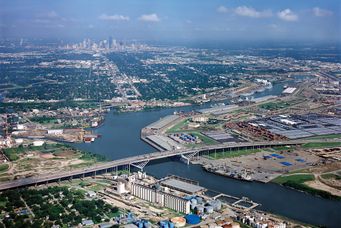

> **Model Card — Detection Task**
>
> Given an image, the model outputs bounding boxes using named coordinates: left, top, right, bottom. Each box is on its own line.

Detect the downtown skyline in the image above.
left=0, top=0, right=340, bottom=43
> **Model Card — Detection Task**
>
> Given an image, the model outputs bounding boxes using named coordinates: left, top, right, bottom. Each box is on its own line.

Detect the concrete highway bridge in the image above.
left=0, top=140, right=310, bottom=191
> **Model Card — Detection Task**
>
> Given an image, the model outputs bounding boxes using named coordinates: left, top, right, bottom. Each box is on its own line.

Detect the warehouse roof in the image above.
left=161, top=178, right=205, bottom=194
left=146, top=115, right=179, bottom=130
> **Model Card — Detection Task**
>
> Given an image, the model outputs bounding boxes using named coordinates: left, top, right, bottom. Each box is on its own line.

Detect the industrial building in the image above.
left=160, top=177, right=206, bottom=195
left=235, top=114, right=341, bottom=140
left=145, top=115, right=180, bottom=131
left=198, top=105, right=239, bottom=115
left=131, top=183, right=191, bottom=214
left=145, top=135, right=182, bottom=151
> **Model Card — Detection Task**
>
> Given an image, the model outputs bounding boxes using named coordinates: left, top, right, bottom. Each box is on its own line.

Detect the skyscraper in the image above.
left=108, top=36, right=113, bottom=49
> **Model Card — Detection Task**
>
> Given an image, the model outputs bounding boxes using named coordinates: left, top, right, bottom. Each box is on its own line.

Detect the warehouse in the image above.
left=145, top=115, right=180, bottom=131
left=160, top=177, right=206, bottom=194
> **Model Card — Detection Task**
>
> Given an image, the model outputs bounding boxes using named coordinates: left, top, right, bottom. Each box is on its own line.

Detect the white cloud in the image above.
left=312, top=7, right=333, bottom=17
left=99, top=14, right=130, bottom=21
left=217, top=6, right=229, bottom=13
left=46, top=11, right=59, bottom=18
left=139, top=13, right=160, bottom=22
left=277, top=9, right=298, bottom=21
left=235, top=6, right=272, bottom=18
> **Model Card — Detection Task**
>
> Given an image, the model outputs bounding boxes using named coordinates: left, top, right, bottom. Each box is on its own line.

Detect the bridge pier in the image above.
left=180, top=154, right=190, bottom=165
left=0, top=140, right=306, bottom=191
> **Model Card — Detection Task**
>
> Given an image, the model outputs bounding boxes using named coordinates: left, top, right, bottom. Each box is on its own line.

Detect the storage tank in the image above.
left=205, top=206, right=214, bottom=214
left=185, top=214, right=201, bottom=225
left=209, top=200, right=222, bottom=211
left=170, top=217, right=186, bottom=227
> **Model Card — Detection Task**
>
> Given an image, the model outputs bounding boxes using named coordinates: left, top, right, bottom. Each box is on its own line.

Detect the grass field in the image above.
left=302, top=142, right=341, bottom=149
left=259, top=101, right=290, bottom=111
left=166, top=118, right=189, bottom=133
left=190, top=132, right=217, bottom=145
left=272, top=174, right=315, bottom=184
left=321, top=173, right=341, bottom=180
left=208, top=148, right=262, bottom=159
left=305, top=134, right=341, bottom=140
left=0, top=164, right=9, bottom=173
left=2, top=143, right=67, bottom=161
left=272, top=174, right=341, bottom=200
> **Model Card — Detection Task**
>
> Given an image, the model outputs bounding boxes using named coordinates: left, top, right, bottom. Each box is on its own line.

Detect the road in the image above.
left=0, top=139, right=322, bottom=191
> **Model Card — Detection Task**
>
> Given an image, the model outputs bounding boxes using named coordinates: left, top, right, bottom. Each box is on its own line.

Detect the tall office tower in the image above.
left=108, top=36, right=113, bottom=49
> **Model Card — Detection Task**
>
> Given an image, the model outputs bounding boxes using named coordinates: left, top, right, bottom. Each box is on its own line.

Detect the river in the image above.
left=72, top=82, right=341, bottom=228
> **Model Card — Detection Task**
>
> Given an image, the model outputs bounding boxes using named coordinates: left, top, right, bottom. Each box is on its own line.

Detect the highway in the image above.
left=0, top=140, right=317, bottom=191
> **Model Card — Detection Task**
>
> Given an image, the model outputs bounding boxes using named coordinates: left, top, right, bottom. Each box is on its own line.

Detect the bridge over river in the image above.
left=0, top=140, right=312, bottom=191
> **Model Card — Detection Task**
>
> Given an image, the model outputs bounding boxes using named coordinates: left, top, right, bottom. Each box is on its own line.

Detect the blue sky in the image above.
left=0, top=0, right=340, bottom=42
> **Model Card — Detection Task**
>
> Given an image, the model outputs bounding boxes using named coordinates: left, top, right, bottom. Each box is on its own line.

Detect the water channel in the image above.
left=73, top=82, right=341, bottom=228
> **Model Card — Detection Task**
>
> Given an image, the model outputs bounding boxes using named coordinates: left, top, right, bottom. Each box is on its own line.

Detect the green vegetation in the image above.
left=80, top=151, right=107, bottom=162
left=2, top=143, right=106, bottom=163
left=321, top=173, right=341, bottom=180
left=305, top=134, right=341, bottom=140
left=272, top=174, right=315, bottom=184
left=0, top=100, right=101, bottom=114
left=190, top=132, right=217, bottom=145
left=272, top=174, right=341, bottom=200
left=208, top=148, right=262, bottom=159
left=2, top=148, right=20, bottom=161
left=2, top=144, right=65, bottom=161
left=0, top=164, right=9, bottom=172
left=30, top=116, right=58, bottom=124
left=0, top=186, right=119, bottom=227
left=166, top=118, right=189, bottom=133
left=259, top=101, right=290, bottom=111
left=302, top=142, right=341, bottom=149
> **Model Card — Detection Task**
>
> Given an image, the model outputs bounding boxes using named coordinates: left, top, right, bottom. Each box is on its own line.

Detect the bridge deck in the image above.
left=0, top=140, right=306, bottom=191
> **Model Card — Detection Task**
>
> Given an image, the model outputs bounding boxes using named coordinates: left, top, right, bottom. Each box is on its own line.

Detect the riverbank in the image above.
left=69, top=83, right=341, bottom=227
left=272, top=173, right=341, bottom=200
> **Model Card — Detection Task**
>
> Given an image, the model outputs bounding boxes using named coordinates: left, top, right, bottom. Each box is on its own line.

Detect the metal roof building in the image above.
left=145, top=115, right=180, bottom=130
left=160, top=178, right=206, bottom=194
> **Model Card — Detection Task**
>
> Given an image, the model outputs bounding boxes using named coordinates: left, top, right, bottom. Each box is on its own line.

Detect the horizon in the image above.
left=1, top=0, right=340, bottom=43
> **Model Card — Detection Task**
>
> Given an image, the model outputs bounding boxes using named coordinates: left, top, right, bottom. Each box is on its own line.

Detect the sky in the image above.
left=0, top=0, right=340, bottom=43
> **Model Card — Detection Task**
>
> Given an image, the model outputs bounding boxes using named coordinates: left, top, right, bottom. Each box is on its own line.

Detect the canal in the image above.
left=72, top=82, right=341, bottom=228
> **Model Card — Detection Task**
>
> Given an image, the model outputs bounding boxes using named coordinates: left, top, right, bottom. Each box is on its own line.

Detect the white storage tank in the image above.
left=205, top=206, right=214, bottom=214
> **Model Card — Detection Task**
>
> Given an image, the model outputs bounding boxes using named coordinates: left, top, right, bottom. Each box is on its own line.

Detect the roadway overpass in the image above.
left=0, top=140, right=309, bottom=191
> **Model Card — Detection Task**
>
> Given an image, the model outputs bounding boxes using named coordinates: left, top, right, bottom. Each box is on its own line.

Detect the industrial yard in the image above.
left=0, top=32, right=340, bottom=227
left=139, top=74, right=341, bottom=201
left=0, top=142, right=105, bottom=182
left=0, top=171, right=303, bottom=228
left=195, top=146, right=323, bottom=183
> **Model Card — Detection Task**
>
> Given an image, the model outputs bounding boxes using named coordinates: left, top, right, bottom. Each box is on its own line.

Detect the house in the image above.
left=82, top=219, right=94, bottom=226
